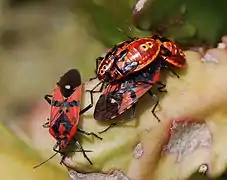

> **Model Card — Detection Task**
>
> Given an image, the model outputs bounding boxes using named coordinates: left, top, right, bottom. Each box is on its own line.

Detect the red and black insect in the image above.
left=93, top=60, right=167, bottom=133
left=88, top=35, right=185, bottom=103
left=85, top=34, right=186, bottom=132
left=33, top=69, right=102, bottom=168
left=93, top=36, right=161, bottom=82
left=91, top=35, right=185, bottom=83
left=152, top=35, right=186, bottom=68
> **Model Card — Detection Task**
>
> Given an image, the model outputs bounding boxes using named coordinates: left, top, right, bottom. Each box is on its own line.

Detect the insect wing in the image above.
left=94, top=70, right=161, bottom=120
left=48, top=85, right=64, bottom=139
left=65, top=84, right=82, bottom=127
left=49, top=85, right=64, bottom=123
left=58, top=84, right=82, bottom=142
left=94, top=93, right=121, bottom=121
left=118, top=71, right=161, bottom=114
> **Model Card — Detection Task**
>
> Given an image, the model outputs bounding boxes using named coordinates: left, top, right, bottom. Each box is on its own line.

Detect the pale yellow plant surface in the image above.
left=0, top=124, right=68, bottom=180
left=62, top=48, right=227, bottom=180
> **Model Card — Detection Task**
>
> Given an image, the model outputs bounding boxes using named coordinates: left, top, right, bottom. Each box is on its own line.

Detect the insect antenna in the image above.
left=117, top=27, right=135, bottom=41
left=33, top=152, right=58, bottom=169
left=33, top=148, right=93, bottom=169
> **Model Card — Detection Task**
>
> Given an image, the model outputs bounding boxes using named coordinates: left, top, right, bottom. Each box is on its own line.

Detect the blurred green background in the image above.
left=0, top=0, right=227, bottom=179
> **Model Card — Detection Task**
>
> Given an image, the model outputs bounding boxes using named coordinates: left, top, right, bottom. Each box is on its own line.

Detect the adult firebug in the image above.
left=33, top=69, right=102, bottom=168
left=86, top=35, right=185, bottom=130
left=93, top=60, right=167, bottom=133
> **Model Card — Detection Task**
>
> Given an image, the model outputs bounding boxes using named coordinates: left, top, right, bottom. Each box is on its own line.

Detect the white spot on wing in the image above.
left=111, top=98, right=117, bottom=104
left=65, top=85, right=71, bottom=89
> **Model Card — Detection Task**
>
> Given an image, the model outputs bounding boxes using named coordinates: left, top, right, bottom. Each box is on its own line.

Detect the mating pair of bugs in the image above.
left=91, top=35, right=186, bottom=122
left=34, top=34, right=186, bottom=168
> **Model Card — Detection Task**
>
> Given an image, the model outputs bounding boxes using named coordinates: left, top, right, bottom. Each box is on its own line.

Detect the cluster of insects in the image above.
left=34, top=34, right=186, bottom=168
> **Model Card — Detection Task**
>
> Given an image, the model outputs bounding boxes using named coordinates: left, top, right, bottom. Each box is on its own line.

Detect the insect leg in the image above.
left=51, top=142, right=92, bottom=166
left=86, top=80, right=105, bottom=93
left=98, top=105, right=136, bottom=134
left=77, top=128, right=103, bottom=140
left=89, top=76, right=97, bottom=81
left=33, top=152, right=58, bottom=169
left=59, top=155, right=66, bottom=165
left=80, top=82, right=107, bottom=115
left=33, top=143, right=90, bottom=169
left=81, top=82, right=106, bottom=115
left=117, top=27, right=137, bottom=41
left=79, top=105, right=92, bottom=115
left=52, top=142, right=92, bottom=153
left=156, top=81, right=167, bottom=93
left=53, top=143, right=61, bottom=153
left=59, top=151, right=93, bottom=165
left=98, top=119, right=136, bottom=134
left=76, top=141, right=93, bottom=165
left=79, top=90, right=94, bottom=115
left=163, top=65, right=180, bottom=79
left=90, top=82, right=106, bottom=94
left=44, top=95, right=52, bottom=105
left=96, top=56, right=104, bottom=65
left=130, top=104, right=136, bottom=119
left=98, top=123, right=118, bottom=134
left=89, top=57, right=104, bottom=81
left=147, top=90, right=161, bottom=122
left=42, top=119, right=50, bottom=128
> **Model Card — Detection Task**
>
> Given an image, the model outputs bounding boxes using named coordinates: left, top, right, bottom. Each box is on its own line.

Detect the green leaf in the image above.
left=133, top=0, right=227, bottom=46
